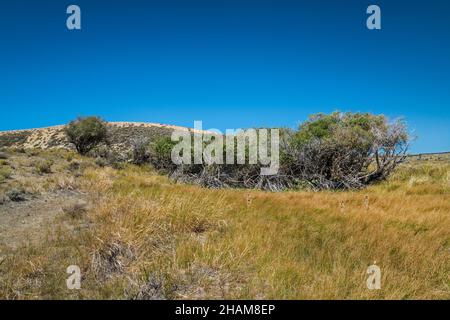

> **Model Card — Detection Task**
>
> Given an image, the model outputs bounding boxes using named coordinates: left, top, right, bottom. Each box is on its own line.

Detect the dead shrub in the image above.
left=67, top=161, right=81, bottom=172
left=91, top=240, right=136, bottom=279
left=35, top=160, right=53, bottom=175
left=0, top=193, right=8, bottom=204
left=62, top=201, right=88, bottom=218
left=134, top=273, right=167, bottom=300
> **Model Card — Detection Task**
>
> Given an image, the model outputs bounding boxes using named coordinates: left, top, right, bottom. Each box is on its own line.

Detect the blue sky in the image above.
left=0, top=0, right=449, bottom=153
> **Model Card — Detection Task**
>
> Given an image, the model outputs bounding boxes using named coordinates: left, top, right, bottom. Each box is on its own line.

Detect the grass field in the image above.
left=0, top=148, right=449, bottom=299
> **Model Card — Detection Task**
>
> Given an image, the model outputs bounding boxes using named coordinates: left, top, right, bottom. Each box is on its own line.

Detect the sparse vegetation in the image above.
left=148, top=112, right=410, bottom=191
left=0, top=193, right=7, bottom=204
left=130, top=137, right=150, bottom=165
left=35, top=159, right=53, bottom=174
left=62, top=201, right=88, bottom=219
left=67, top=161, right=81, bottom=172
left=0, top=148, right=449, bottom=299
left=0, top=116, right=447, bottom=300
left=0, top=166, right=12, bottom=183
left=0, top=131, right=32, bottom=148
left=94, top=157, right=108, bottom=168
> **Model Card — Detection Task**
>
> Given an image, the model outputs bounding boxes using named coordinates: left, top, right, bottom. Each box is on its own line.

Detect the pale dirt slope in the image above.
left=0, top=122, right=206, bottom=151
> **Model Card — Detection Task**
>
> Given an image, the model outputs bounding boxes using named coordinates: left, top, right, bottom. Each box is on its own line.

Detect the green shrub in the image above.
left=292, top=112, right=386, bottom=147
left=62, top=201, right=88, bottom=219
left=65, top=153, right=74, bottom=162
left=65, top=116, right=107, bottom=155
left=6, top=188, right=27, bottom=202
left=148, top=137, right=178, bottom=171
left=87, top=145, right=110, bottom=159
left=26, top=149, right=40, bottom=157
left=89, top=145, right=122, bottom=168
left=0, top=166, right=12, bottom=182
left=12, top=147, right=26, bottom=154
left=94, top=157, right=108, bottom=167
left=111, top=161, right=126, bottom=170
left=35, top=160, right=53, bottom=174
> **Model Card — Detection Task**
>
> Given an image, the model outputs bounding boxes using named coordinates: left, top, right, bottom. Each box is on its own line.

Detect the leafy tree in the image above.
left=285, top=112, right=409, bottom=189
left=65, top=116, right=107, bottom=155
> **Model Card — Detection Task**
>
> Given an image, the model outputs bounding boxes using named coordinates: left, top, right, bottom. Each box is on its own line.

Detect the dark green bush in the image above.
left=35, top=160, right=53, bottom=174
left=65, top=117, right=107, bottom=155
left=148, top=137, right=178, bottom=172
left=6, top=188, right=27, bottom=202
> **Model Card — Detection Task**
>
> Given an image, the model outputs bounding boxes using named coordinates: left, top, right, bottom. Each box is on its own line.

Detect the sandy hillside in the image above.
left=0, top=122, right=205, bottom=151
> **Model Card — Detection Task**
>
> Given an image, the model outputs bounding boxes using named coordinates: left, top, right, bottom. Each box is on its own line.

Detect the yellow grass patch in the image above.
left=0, top=151, right=449, bottom=299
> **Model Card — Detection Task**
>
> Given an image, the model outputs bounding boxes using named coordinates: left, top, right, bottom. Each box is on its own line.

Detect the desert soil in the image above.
left=0, top=191, right=86, bottom=250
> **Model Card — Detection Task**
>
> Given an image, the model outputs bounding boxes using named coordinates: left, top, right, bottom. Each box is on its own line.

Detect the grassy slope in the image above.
left=0, top=149, right=449, bottom=299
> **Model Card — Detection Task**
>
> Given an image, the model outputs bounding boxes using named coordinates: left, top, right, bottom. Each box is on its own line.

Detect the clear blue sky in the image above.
left=0, top=0, right=449, bottom=153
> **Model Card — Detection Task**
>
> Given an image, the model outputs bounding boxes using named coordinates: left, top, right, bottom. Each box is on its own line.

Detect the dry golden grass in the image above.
left=0, top=150, right=449, bottom=299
